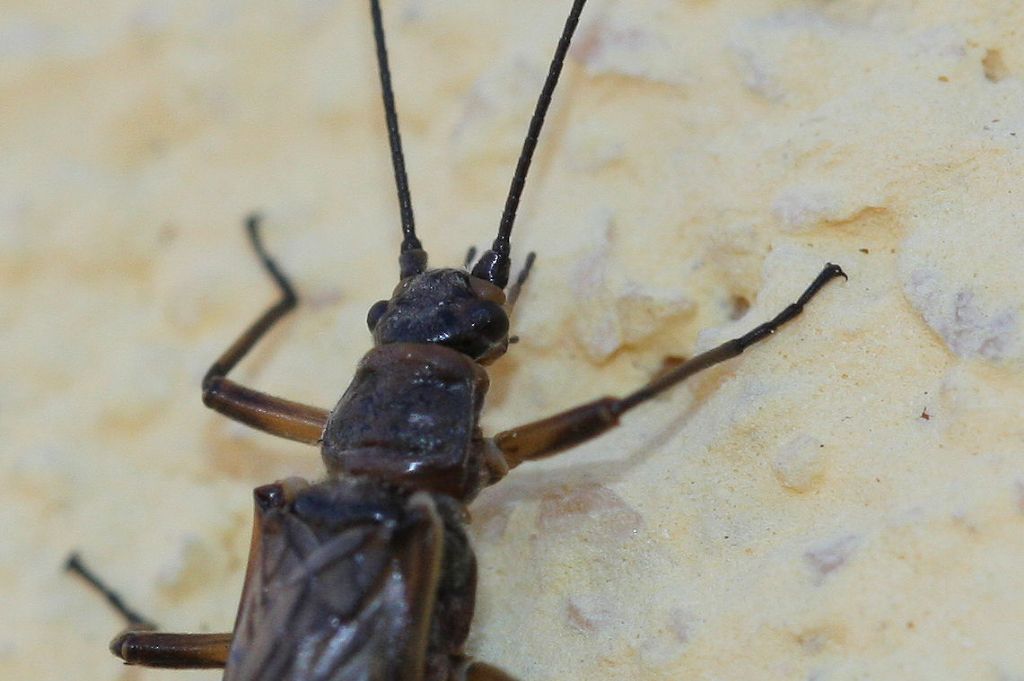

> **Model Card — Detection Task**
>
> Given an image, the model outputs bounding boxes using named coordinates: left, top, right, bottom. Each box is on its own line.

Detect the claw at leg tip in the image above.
left=826, top=262, right=848, bottom=280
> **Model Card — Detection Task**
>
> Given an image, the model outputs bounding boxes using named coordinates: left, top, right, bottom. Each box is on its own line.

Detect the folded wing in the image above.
left=225, top=480, right=443, bottom=681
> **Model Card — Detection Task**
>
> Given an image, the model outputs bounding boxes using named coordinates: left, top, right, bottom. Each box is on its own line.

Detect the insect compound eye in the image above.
left=471, top=301, right=509, bottom=341
left=366, top=300, right=389, bottom=331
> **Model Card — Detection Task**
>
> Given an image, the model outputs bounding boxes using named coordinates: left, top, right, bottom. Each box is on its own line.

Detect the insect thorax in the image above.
left=321, top=343, right=492, bottom=499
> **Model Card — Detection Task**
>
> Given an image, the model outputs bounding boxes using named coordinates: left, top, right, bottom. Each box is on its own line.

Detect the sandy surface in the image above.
left=3, top=1, right=1024, bottom=680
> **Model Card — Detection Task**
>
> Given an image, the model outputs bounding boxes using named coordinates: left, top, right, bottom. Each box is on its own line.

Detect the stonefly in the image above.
left=68, top=1, right=846, bottom=679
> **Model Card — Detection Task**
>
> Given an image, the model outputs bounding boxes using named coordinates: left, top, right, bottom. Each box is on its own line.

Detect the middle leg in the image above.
left=110, top=631, right=233, bottom=669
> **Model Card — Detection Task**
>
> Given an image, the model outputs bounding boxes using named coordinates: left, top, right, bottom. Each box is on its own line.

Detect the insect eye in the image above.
left=366, top=300, right=389, bottom=330
left=472, top=302, right=509, bottom=340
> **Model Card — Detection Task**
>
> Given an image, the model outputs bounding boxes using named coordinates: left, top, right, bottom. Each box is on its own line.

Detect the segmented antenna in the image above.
left=370, top=0, right=426, bottom=278
left=472, top=0, right=588, bottom=288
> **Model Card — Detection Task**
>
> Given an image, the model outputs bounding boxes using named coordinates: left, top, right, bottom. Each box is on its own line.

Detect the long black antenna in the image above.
left=472, top=0, right=588, bottom=288
left=370, top=0, right=425, bottom=278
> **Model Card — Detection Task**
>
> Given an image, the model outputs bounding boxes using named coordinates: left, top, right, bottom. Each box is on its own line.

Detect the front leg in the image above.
left=201, top=215, right=329, bottom=445
left=493, top=264, right=846, bottom=468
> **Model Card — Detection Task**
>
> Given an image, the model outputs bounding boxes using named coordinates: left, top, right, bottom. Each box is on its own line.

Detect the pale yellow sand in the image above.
left=3, top=2, right=1023, bottom=680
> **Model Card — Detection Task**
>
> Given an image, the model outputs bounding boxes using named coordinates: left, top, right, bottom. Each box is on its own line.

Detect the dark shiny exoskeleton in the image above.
left=66, top=1, right=846, bottom=680
left=323, top=341, right=498, bottom=499
left=226, top=478, right=478, bottom=681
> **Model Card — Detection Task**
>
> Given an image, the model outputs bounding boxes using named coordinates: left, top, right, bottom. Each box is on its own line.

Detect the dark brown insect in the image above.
left=68, top=1, right=846, bottom=679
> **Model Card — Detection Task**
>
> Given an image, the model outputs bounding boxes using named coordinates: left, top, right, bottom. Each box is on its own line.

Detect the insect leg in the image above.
left=66, top=553, right=232, bottom=668
left=110, top=631, right=232, bottom=669
left=201, top=215, right=329, bottom=445
left=492, top=264, right=847, bottom=467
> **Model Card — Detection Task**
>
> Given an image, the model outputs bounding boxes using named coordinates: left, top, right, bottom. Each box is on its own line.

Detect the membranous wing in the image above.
left=224, top=479, right=443, bottom=681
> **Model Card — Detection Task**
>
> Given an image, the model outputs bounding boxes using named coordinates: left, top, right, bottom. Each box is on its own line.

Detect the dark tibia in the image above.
left=493, top=264, right=846, bottom=466
left=65, top=553, right=156, bottom=630
left=202, top=215, right=296, bottom=384
left=200, top=215, right=328, bottom=445
left=616, top=263, right=846, bottom=412
left=111, top=631, right=232, bottom=669
left=464, top=246, right=478, bottom=270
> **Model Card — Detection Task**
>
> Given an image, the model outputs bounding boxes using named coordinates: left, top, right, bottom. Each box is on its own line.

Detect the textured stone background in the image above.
left=3, top=1, right=1024, bottom=680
